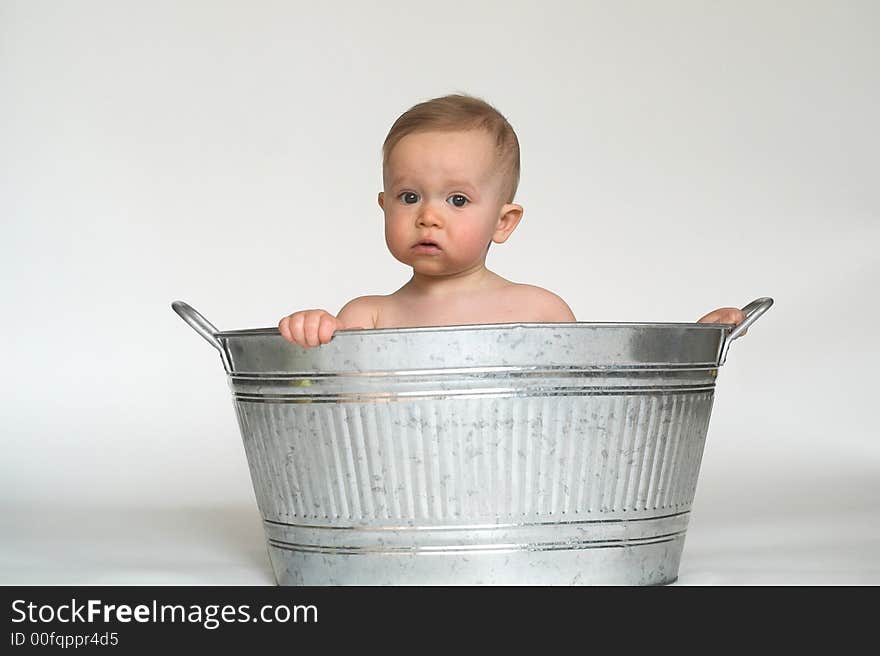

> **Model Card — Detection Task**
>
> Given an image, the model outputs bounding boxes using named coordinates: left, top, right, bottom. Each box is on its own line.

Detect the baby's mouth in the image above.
left=412, top=240, right=442, bottom=253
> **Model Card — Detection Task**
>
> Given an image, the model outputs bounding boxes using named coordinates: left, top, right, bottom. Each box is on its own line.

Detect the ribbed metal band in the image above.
left=237, top=392, right=712, bottom=524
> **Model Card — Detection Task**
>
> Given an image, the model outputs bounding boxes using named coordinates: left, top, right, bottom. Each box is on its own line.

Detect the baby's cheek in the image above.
left=384, top=222, right=408, bottom=254
left=457, top=225, right=494, bottom=258
left=385, top=221, right=402, bottom=247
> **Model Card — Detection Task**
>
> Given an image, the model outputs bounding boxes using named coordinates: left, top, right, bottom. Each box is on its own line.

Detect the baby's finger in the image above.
left=318, top=315, right=337, bottom=344
left=290, top=313, right=307, bottom=347
left=278, top=316, right=294, bottom=343
left=303, top=312, right=324, bottom=347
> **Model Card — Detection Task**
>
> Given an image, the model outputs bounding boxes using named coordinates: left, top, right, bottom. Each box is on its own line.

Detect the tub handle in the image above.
left=171, top=301, right=223, bottom=352
left=718, top=297, right=774, bottom=365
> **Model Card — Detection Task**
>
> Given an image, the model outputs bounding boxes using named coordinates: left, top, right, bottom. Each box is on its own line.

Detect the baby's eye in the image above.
left=448, top=194, right=469, bottom=208
left=398, top=192, right=419, bottom=205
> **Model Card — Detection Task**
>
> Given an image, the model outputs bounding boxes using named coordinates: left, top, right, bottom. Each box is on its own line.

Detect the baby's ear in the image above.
left=493, top=203, right=524, bottom=244
left=377, top=192, right=385, bottom=210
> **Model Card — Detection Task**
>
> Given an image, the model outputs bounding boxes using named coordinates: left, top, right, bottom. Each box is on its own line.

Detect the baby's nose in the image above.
left=416, top=207, right=443, bottom=228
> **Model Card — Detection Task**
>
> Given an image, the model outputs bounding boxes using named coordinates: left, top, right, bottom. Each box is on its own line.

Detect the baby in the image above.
left=279, top=94, right=745, bottom=347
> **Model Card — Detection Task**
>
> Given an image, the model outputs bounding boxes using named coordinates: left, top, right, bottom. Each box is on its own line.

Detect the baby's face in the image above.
left=379, top=129, right=520, bottom=277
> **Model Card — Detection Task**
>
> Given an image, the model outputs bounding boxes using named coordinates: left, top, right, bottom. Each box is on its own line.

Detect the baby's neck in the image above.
left=402, top=264, right=506, bottom=298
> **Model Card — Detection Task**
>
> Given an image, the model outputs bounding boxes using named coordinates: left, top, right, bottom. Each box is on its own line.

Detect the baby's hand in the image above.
left=697, top=307, right=748, bottom=336
left=278, top=309, right=340, bottom=347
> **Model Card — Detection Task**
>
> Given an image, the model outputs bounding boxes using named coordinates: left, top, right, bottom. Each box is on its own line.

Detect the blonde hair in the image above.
left=382, top=93, right=521, bottom=204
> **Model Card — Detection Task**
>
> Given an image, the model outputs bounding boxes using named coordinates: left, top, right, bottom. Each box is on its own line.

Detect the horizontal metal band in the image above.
left=233, top=385, right=716, bottom=403
left=229, top=364, right=720, bottom=380
left=266, top=531, right=686, bottom=556
left=262, top=510, right=690, bottom=532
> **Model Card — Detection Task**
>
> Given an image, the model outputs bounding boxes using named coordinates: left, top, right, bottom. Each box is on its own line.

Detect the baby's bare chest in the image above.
left=376, top=290, right=541, bottom=328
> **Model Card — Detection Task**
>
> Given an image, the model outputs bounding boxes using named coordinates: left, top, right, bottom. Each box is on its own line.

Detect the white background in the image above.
left=2, top=0, right=877, bottom=584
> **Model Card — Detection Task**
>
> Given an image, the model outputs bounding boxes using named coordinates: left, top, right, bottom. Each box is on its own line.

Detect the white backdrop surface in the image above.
left=2, top=0, right=878, bottom=584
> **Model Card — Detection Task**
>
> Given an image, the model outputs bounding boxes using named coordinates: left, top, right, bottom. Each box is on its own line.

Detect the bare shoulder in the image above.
left=337, top=295, right=383, bottom=330
left=509, top=284, right=576, bottom=322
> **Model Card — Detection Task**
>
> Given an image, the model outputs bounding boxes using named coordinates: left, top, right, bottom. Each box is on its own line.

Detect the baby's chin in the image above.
left=388, top=247, right=486, bottom=276
left=410, top=261, right=452, bottom=275
left=390, top=250, right=446, bottom=269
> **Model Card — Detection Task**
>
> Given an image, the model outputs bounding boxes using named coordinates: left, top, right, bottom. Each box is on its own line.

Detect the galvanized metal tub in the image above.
left=173, top=297, right=773, bottom=585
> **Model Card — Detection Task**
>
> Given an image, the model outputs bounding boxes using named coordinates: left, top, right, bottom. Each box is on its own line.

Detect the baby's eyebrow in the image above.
left=445, top=180, right=478, bottom=193
left=391, top=178, right=478, bottom=193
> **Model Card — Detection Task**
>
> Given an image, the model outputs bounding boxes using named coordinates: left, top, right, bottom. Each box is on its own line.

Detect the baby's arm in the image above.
left=517, top=285, right=576, bottom=322
left=337, top=296, right=381, bottom=331
left=278, top=296, right=379, bottom=347
left=540, top=294, right=577, bottom=322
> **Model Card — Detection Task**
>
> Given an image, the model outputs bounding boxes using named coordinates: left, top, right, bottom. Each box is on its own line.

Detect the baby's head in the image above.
left=378, top=94, right=524, bottom=276
left=382, top=94, right=520, bottom=204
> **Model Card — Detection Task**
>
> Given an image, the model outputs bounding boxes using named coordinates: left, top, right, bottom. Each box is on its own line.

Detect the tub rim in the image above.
left=215, top=321, right=737, bottom=338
